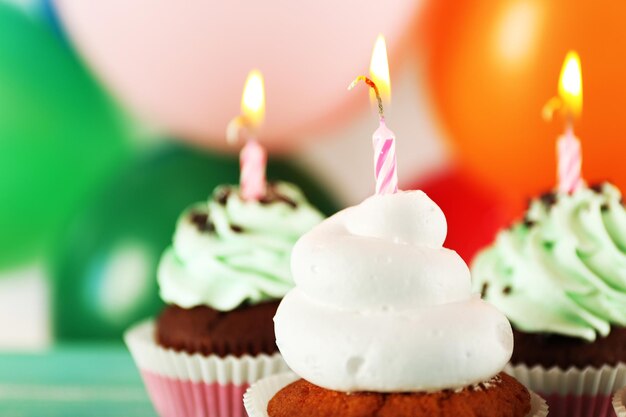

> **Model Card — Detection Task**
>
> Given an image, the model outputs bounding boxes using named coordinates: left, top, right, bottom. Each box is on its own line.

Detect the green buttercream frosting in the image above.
left=158, top=182, right=325, bottom=311
left=472, top=183, right=626, bottom=341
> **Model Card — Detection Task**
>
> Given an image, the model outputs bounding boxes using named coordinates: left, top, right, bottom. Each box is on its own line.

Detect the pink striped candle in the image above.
left=227, top=70, right=267, bottom=201
left=240, top=138, right=267, bottom=200
left=349, top=76, right=398, bottom=196
left=544, top=51, right=584, bottom=194
left=373, top=118, right=398, bottom=195
left=557, top=125, right=582, bottom=194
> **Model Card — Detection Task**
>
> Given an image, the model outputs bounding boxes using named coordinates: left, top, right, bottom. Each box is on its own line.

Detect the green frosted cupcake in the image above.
left=473, top=182, right=626, bottom=366
left=156, top=181, right=325, bottom=355
left=472, top=182, right=626, bottom=417
left=124, top=181, right=325, bottom=417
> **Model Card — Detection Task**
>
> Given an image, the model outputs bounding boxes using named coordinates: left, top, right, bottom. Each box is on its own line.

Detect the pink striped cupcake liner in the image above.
left=125, top=320, right=289, bottom=417
left=243, top=373, right=548, bottom=417
left=506, top=362, right=626, bottom=417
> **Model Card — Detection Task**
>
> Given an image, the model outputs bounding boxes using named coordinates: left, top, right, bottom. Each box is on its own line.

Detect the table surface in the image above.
left=0, top=343, right=157, bottom=417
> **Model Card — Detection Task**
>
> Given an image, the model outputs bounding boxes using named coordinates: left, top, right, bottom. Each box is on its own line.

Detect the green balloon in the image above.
left=0, top=4, right=132, bottom=267
left=51, top=144, right=339, bottom=341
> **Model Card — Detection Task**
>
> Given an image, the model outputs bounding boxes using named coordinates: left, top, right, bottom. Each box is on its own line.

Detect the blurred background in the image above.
left=1, top=0, right=626, bottom=414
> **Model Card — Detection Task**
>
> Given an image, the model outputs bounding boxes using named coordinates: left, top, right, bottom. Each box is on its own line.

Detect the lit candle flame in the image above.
left=546, top=52, right=584, bottom=194
left=227, top=69, right=265, bottom=143
left=241, top=69, right=265, bottom=127
left=558, top=51, right=583, bottom=118
left=349, top=35, right=398, bottom=195
left=369, top=34, right=391, bottom=106
left=543, top=51, right=583, bottom=121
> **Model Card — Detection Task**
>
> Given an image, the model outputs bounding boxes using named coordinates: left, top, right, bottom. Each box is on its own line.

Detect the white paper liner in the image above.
left=244, top=372, right=548, bottom=417
left=505, top=362, right=626, bottom=396
left=124, top=320, right=289, bottom=384
left=613, top=386, right=626, bottom=417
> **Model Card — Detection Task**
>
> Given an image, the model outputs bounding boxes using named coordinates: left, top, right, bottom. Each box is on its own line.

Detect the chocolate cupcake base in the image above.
left=266, top=373, right=531, bottom=417
left=156, top=301, right=280, bottom=357
left=511, top=326, right=626, bottom=369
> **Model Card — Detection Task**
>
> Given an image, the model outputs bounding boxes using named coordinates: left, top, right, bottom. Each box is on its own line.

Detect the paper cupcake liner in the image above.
left=613, top=386, right=626, bottom=417
left=506, top=362, right=626, bottom=417
left=125, top=320, right=290, bottom=417
left=244, top=372, right=548, bottom=417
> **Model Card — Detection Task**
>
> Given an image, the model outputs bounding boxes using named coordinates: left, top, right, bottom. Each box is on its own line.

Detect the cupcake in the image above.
left=472, top=182, right=626, bottom=416
left=125, top=182, right=324, bottom=417
left=245, top=190, right=547, bottom=417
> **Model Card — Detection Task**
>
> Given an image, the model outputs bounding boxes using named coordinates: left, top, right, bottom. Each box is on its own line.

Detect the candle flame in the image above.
left=241, top=69, right=265, bottom=127
left=227, top=69, right=265, bottom=143
left=543, top=51, right=583, bottom=121
left=369, top=34, right=391, bottom=105
left=558, top=51, right=582, bottom=118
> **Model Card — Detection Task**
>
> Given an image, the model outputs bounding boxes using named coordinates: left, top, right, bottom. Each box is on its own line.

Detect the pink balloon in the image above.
left=55, top=1, right=420, bottom=152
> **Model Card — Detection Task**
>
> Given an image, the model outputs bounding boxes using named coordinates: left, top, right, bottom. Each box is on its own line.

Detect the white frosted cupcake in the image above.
left=245, top=190, right=547, bottom=417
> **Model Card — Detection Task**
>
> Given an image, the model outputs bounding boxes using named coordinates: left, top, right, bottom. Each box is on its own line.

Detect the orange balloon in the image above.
left=419, top=0, right=626, bottom=200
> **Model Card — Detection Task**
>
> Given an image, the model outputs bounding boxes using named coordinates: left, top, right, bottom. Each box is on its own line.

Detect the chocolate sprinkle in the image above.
left=259, top=184, right=298, bottom=209
left=522, top=217, right=536, bottom=228
left=590, top=182, right=607, bottom=194
left=275, top=194, right=298, bottom=208
left=190, top=211, right=215, bottom=232
left=216, top=188, right=232, bottom=206
left=539, top=192, right=558, bottom=208
left=481, top=282, right=489, bottom=298
left=230, top=224, right=244, bottom=233
left=601, top=203, right=610, bottom=212
left=503, top=286, right=512, bottom=295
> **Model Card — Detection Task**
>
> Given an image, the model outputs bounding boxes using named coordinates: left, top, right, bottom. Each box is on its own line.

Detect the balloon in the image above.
left=419, top=0, right=626, bottom=200
left=0, top=3, right=131, bottom=267
left=53, top=0, right=421, bottom=152
left=37, top=0, right=66, bottom=40
left=412, top=166, right=521, bottom=263
left=51, top=144, right=339, bottom=340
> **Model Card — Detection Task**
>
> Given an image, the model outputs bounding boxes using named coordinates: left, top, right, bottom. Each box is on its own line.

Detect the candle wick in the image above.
left=348, top=76, right=385, bottom=118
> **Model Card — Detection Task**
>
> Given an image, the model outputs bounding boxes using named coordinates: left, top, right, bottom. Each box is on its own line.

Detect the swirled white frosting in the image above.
left=158, top=182, right=324, bottom=311
left=274, top=191, right=513, bottom=392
